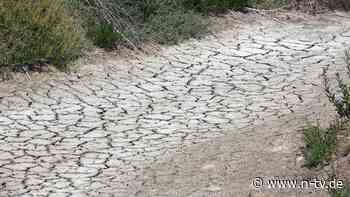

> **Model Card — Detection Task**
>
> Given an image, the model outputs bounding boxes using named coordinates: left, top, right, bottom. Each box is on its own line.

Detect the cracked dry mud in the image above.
left=1, top=12, right=350, bottom=197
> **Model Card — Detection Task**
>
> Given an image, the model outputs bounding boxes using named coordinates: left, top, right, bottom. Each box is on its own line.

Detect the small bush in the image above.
left=143, top=9, right=208, bottom=45
left=0, top=0, right=87, bottom=68
left=303, top=126, right=337, bottom=168
left=88, top=23, right=123, bottom=49
left=138, top=0, right=209, bottom=44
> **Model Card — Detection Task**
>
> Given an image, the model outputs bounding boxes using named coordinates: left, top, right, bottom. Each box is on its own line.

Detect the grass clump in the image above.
left=138, top=0, right=210, bottom=45
left=88, top=23, right=123, bottom=49
left=0, top=0, right=87, bottom=69
left=144, top=9, right=209, bottom=45
left=303, top=126, right=337, bottom=168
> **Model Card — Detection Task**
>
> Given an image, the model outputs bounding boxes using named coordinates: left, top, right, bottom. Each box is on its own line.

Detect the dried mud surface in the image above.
left=1, top=12, right=350, bottom=197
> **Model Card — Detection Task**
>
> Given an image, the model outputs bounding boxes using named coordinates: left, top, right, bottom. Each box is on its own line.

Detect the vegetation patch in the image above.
left=72, top=0, right=251, bottom=49
left=0, top=0, right=283, bottom=70
left=88, top=23, right=123, bottom=49
left=303, top=125, right=337, bottom=168
left=0, top=0, right=87, bottom=69
left=143, top=9, right=209, bottom=45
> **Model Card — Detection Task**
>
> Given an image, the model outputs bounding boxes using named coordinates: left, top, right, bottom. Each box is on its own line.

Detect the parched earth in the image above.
left=1, top=12, right=350, bottom=197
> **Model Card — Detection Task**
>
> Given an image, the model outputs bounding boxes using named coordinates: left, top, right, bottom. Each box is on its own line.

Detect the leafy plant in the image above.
left=0, top=0, right=87, bottom=69
left=143, top=9, right=208, bottom=45
left=303, top=126, right=337, bottom=168
left=88, top=23, right=123, bottom=49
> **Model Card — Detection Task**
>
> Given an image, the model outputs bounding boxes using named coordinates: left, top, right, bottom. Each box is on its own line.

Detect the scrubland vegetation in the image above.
left=0, top=0, right=86, bottom=69
left=0, top=0, right=250, bottom=69
left=0, top=0, right=349, bottom=69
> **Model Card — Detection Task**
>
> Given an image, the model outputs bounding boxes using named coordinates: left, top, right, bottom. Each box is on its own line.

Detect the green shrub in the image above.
left=88, top=23, right=123, bottom=49
left=0, top=0, right=86, bottom=68
left=63, top=0, right=125, bottom=48
left=143, top=9, right=208, bottom=45
left=303, top=126, right=337, bottom=168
